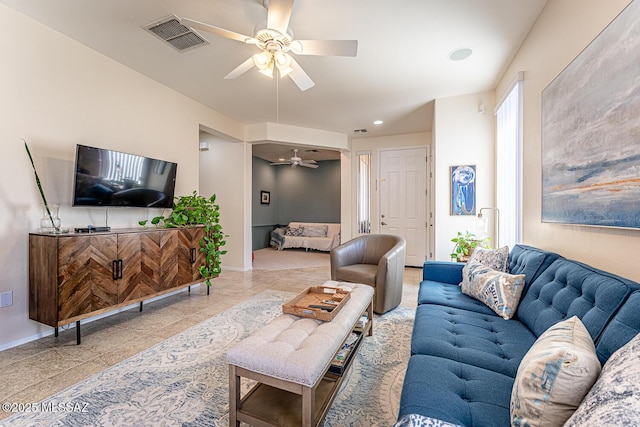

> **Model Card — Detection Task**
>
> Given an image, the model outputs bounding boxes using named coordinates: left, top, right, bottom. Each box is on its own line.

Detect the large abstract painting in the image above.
left=451, top=165, right=476, bottom=215
left=542, top=1, right=640, bottom=229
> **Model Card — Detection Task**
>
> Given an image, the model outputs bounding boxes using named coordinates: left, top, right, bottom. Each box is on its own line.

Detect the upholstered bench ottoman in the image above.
left=227, top=281, right=374, bottom=427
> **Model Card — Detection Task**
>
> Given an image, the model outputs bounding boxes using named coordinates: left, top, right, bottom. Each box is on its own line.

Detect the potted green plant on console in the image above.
left=450, top=231, right=490, bottom=262
left=139, top=191, right=227, bottom=287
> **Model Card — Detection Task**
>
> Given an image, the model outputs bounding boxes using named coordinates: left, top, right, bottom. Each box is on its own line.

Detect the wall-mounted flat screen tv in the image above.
left=72, top=144, right=177, bottom=208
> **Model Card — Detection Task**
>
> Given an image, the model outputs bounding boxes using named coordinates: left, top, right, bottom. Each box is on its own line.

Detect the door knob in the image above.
left=381, top=222, right=388, bottom=226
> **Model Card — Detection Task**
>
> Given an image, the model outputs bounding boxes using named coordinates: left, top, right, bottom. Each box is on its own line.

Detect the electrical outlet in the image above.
left=0, top=291, right=13, bottom=308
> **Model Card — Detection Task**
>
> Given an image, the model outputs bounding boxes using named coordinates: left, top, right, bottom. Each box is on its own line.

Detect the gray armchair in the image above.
left=330, top=234, right=406, bottom=314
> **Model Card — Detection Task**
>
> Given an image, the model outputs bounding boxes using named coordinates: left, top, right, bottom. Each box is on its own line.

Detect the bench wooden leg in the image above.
left=229, top=365, right=240, bottom=427
left=302, top=386, right=314, bottom=427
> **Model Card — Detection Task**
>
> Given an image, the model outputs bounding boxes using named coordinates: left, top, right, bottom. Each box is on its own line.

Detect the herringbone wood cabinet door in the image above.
left=118, top=232, right=162, bottom=302
left=177, top=227, right=206, bottom=283
left=159, top=230, right=180, bottom=290
left=58, top=235, right=118, bottom=320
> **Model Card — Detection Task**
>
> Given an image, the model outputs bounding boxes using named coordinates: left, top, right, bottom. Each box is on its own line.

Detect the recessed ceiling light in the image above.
left=373, top=120, right=383, bottom=125
left=449, top=48, right=473, bottom=61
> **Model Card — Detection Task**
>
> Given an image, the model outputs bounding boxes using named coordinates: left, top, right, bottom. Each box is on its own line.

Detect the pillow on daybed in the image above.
left=285, top=226, right=304, bottom=236
left=511, top=316, right=601, bottom=427
left=563, top=331, right=640, bottom=426
left=461, top=261, right=525, bottom=320
left=301, top=225, right=328, bottom=237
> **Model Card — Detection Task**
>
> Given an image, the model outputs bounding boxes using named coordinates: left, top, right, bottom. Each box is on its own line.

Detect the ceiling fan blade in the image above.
left=300, top=162, right=319, bottom=169
left=181, top=18, right=257, bottom=44
left=292, top=40, right=358, bottom=57
left=224, top=57, right=256, bottom=80
left=288, top=57, right=315, bottom=91
left=270, top=161, right=292, bottom=166
left=267, top=0, right=295, bottom=35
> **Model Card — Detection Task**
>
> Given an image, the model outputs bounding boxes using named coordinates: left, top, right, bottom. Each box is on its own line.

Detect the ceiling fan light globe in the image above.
left=274, top=51, right=290, bottom=66
left=253, top=52, right=275, bottom=77
left=258, top=64, right=274, bottom=78
left=253, top=51, right=272, bottom=67
left=274, top=52, right=293, bottom=76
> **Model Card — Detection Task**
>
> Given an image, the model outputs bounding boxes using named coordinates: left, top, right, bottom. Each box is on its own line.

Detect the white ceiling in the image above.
left=2, top=0, right=547, bottom=143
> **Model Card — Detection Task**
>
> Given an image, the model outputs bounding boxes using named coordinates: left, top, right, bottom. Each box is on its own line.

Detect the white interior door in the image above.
left=380, top=147, right=428, bottom=267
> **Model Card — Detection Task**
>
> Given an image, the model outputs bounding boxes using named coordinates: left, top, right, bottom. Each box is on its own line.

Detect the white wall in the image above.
left=433, top=92, right=496, bottom=260
left=495, top=0, right=638, bottom=280
left=0, top=4, right=243, bottom=349
left=199, top=132, right=250, bottom=271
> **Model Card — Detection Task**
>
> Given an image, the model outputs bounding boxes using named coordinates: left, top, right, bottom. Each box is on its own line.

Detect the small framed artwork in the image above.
left=450, top=165, right=476, bottom=215
left=261, top=191, right=270, bottom=205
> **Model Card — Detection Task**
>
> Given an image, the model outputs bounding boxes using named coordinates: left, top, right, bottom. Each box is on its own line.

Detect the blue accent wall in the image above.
left=251, top=157, right=340, bottom=249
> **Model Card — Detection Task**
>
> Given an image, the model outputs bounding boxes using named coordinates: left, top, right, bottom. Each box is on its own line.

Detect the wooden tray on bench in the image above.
left=283, top=286, right=351, bottom=321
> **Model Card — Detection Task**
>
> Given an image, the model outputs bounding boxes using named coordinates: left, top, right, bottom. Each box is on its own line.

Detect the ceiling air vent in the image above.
left=143, top=15, right=208, bottom=52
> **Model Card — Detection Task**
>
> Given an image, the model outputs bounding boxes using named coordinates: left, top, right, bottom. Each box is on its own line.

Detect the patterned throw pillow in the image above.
left=300, top=225, right=328, bottom=237
left=470, top=246, right=509, bottom=271
left=563, top=332, right=640, bottom=426
left=285, top=227, right=304, bottom=236
left=460, top=246, right=509, bottom=288
left=394, top=414, right=463, bottom=427
left=460, top=261, right=525, bottom=319
left=511, top=316, right=601, bottom=427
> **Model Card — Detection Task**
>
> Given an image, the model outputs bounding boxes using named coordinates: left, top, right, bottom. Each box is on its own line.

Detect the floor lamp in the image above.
left=477, top=207, right=500, bottom=248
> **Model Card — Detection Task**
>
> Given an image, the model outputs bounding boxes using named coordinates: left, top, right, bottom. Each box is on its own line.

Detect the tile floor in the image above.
left=0, top=263, right=421, bottom=421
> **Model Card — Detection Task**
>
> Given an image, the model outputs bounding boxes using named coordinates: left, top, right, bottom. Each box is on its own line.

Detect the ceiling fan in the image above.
left=270, top=149, right=318, bottom=168
left=181, top=0, right=358, bottom=91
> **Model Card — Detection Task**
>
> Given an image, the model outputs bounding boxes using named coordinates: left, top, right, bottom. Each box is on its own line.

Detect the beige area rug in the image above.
left=0, top=290, right=413, bottom=426
left=252, top=247, right=330, bottom=270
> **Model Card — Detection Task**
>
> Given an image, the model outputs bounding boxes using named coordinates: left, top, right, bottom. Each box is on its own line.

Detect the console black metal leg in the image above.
left=76, top=321, right=81, bottom=345
left=139, top=301, right=143, bottom=312
left=207, top=286, right=210, bottom=296
left=55, top=327, right=59, bottom=337
left=188, top=286, right=191, bottom=293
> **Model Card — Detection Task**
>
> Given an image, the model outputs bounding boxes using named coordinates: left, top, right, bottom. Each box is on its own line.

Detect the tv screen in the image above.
left=72, top=144, right=177, bottom=208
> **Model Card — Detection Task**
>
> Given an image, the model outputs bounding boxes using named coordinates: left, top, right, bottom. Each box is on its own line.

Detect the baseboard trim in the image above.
left=0, top=285, right=200, bottom=352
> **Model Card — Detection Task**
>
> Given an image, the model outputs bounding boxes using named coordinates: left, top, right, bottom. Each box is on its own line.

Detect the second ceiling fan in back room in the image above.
left=181, top=0, right=358, bottom=91
left=270, top=149, right=318, bottom=168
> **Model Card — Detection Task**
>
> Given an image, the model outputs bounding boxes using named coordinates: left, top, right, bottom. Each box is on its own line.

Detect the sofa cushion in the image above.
left=460, top=261, right=525, bottom=320
left=511, top=316, right=601, bottom=427
left=335, top=264, right=377, bottom=286
left=564, top=331, right=640, bottom=427
left=595, top=290, right=640, bottom=364
left=398, top=354, right=513, bottom=426
left=410, top=304, right=536, bottom=377
left=508, top=244, right=562, bottom=288
left=417, top=281, right=495, bottom=315
left=516, top=258, right=632, bottom=340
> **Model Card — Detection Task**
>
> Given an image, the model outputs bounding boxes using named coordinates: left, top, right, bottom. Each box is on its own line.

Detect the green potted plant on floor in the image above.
left=139, top=191, right=227, bottom=286
left=450, top=231, right=489, bottom=262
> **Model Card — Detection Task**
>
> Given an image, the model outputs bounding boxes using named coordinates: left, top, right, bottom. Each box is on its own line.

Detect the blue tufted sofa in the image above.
left=398, top=244, right=640, bottom=426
